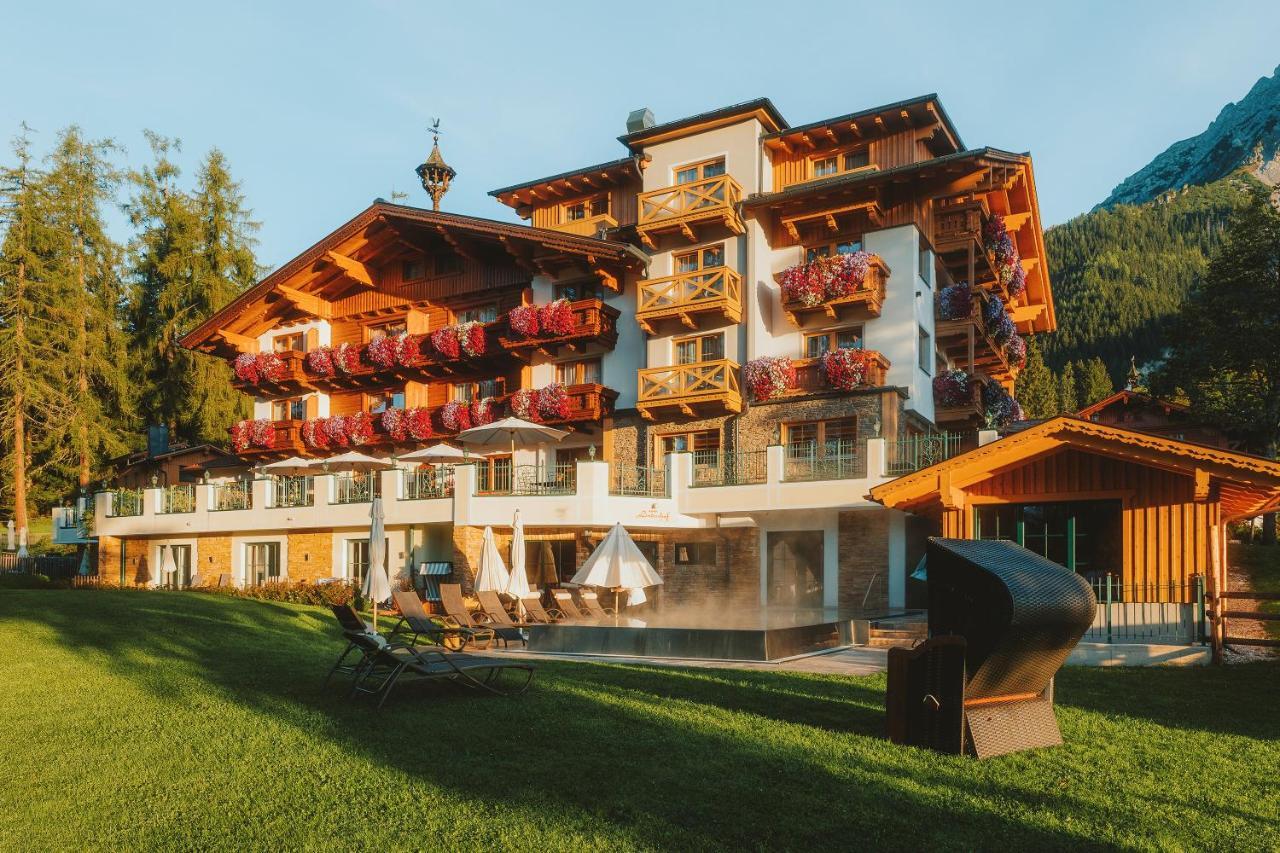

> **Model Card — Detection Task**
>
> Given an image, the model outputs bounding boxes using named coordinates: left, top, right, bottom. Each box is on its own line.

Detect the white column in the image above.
left=452, top=464, right=477, bottom=526
left=865, top=437, right=887, bottom=480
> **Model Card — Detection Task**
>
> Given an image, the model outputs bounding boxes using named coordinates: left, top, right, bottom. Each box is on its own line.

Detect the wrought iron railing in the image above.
left=691, top=450, right=768, bottom=487
left=108, top=489, right=144, bottom=518
left=332, top=472, right=380, bottom=504
left=610, top=465, right=668, bottom=497
left=269, top=476, right=314, bottom=508
left=210, top=482, right=252, bottom=512
left=477, top=463, right=576, bottom=496
left=884, top=433, right=963, bottom=476
left=783, top=443, right=861, bottom=481
left=403, top=467, right=455, bottom=500
left=157, top=485, right=196, bottom=514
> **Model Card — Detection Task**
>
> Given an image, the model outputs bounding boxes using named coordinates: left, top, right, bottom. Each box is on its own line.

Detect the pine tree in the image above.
left=1058, top=362, right=1079, bottom=414
left=1079, top=357, right=1114, bottom=407
left=1015, top=335, right=1058, bottom=419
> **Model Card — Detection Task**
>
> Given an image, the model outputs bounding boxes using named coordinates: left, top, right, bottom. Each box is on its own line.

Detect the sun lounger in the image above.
left=579, top=590, right=617, bottom=619
left=325, top=604, right=378, bottom=686
left=551, top=590, right=588, bottom=619
left=389, top=590, right=481, bottom=651
left=518, top=595, right=562, bottom=623
left=475, top=590, right=538, bottom=630
left=439, top=583, right=522, bottom=648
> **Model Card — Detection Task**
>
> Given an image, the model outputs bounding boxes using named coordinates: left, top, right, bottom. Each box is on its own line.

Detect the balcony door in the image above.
left=171, top=545, right=192, bottom=588
left=767, top=531, right=824, bottom=609
left=675, top=333, right=723, bottom=365
left=245, top=542, right=281, bottom=587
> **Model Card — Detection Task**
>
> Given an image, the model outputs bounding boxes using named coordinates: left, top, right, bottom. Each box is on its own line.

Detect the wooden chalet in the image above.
left=1076, top=389, right=1231, bottom=448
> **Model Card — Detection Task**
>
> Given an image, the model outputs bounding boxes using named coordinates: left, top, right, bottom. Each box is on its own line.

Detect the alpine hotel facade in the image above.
left=85, top=94, right=1063, bottom=612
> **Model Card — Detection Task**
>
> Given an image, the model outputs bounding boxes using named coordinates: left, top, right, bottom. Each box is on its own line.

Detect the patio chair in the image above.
left=551, top=590, right=588, bottom=620
left=439, top=583, right=522, bottom=648
left=389, top=590, right=481, bottom=651
left=519, top=595, right=563, bottom=623
left=579, top=590, right=618, bottom=619
left=325, top=603, right=378, bottom=687
left=343, top=632, right=535, bottom=709
left=476, top=590, right=538, bottom=631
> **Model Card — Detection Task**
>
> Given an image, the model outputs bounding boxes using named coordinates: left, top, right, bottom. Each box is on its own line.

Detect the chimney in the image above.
left=147, top=425, right=170, bottom=459
left=626, top=108, right=655, bottom=134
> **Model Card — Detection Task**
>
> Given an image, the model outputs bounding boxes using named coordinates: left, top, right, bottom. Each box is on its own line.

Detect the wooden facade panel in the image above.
left=530, top=183, right=639, bottom=230
left=769, top=127, right=925, bottom=192
left=329, top=392, right=361, bottom=417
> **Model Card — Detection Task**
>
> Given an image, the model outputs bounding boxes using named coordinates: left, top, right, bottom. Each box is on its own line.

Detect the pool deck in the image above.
left=497, top=644, right=891, bottom=676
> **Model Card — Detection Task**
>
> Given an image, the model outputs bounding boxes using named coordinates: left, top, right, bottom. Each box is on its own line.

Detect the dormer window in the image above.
left=367, top=319, right=407, bottom=341
left=401, top=259, right=427, bottom=281
left=809, top=148, right=870, bottom=180
left=563, top=195, right=609, bottom=223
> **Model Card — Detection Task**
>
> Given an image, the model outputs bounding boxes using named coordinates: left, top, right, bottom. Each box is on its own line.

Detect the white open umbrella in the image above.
left=572, top=523, right=663, bottom=611
left=456, top=416, right=568, bottom=458
left=474, top=525, right=510, bottom=593
left=320, top=451, right=395, bottom=472
left=262, top=456, right=317, bottom=477
left=161, top=544, right=178, bottom=588
left=506, top=509, right=532, bottom=606
left=397, top=443, right=470, bottom=463
left=361, top=496, right=392, bottom=631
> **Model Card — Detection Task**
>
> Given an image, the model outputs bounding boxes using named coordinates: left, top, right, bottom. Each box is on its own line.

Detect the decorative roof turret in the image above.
left=415, top=118, right=455, bottom=211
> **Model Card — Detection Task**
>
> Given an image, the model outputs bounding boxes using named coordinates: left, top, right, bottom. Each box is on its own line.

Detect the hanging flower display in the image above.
left=510, top=388, right=540, bottom=422
left=1006, top=334, right=1028, bottom=370
left=1007, top=264, right=1027, bottom=299
left=440, top=400, right=472, bottom=432
left=538, top=299, right=574, bottom=338
left=537, top=383, right=570, bottom=421
left=231, top=419, right=274, bottom=452
left=405, top=407, right=433, bottom=441
left=983, top=213, right=1021, bottom=289
left=457, top=321, right=487, bottom=357
left=230, top=420, right=252, bottom=452
left=301, top=418, right=327, bottom=449
left=306, top=346, right=335, bottom=377
left=430, top=326, right=460, bottom=359
left=257, top=352, right=287, bottom=384
left=779, top=251, right=874, bottom=306
left=232, top=353, right=260, bottom=384
left=938, top=281, right=974, bottom=321
left=346, top=411, right=375, bottom=446
left=380, top=407, right=407, bottom=442
left=508, top=304, right=540, bottom=338
left=367, top=333, right=409, bottom=369
left=333, top=342, right=362, bottom=374
left=933, top=370, right=975, bottom=408
left=822, top=347, right=878, bottom=391
left=778, top=263, right=824, bottom=307
left=323, top=416, right=351, bottom=448
left=743, top=356, right=796, bottom=401
left=981, top=379, right=1022, bottom=429
left=982, top=294, right=1015, bottom=347
left=469, top=396, right=496, bottom=427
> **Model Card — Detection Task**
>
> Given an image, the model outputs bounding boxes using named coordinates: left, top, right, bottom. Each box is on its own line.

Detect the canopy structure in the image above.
left=397, top=443, right=471, bottom=464
left=319, top=451, right=395, bottom=473
left=571, top=523, right=663, bottom=607
left=456, top=417, right=568, bottom=458
left=474, top=526, right=511, bottom=594
left=262, top=456, right=316, bottom=477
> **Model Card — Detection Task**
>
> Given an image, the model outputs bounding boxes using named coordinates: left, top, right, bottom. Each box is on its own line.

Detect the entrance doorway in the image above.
left=171, top=545, right=192, bottom=588
left=767, top=531, right=824, bottom=608
left=974, top=499, right=1122, bottom=585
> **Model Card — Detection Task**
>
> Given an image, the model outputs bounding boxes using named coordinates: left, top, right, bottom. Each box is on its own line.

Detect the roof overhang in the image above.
left=1075, top=389, right=1191, bottom=420
left=619, top=98, right=787, bottom=149
left=489, top=156, right=648, bottom=212
left=762, top=94, right=963, bottom=157
left=870, top=416, right=1280, bottom=522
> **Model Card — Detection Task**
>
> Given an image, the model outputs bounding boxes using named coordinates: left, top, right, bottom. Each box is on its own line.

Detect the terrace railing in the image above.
left=1084, top=575, right=1206, bottom=644
left=610, top=465, right=669, bottom=497
left=157, top=485, right=196, bottom=515
left=403, top=467, right=455, bottom=500
left=884, top=433, right=963, bottom=476
left=783, top=443, right=862, bottom=481
left=477, top=463, right=576, bottom=496
left=691, top=449, right=768, bottom=487
left=109, top=488, right=144, bottom=518
left=269, top=476, right=314, bottom=509
left=332, top=472, right=379, bottom=505
left=210, top=482, right=252, bottom=512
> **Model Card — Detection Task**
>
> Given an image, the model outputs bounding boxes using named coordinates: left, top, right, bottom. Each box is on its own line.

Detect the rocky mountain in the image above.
left=1098, top=64, right=1280, bottom=209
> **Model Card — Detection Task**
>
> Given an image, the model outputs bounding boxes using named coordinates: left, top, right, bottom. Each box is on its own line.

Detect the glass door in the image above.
left=245, top=542, right=281, bottom=587
left=348, top=539, right=370, bottom=587
left=172, top=545, right=192, bottom=588
left=766, top=531, right=824, bottom=609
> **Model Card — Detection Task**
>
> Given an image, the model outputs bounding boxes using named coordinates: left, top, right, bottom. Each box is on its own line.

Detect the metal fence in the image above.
left=782, top=444, right=861, bottom=482
left=1084, top=576, right=1207, bottom=644
left=403, top=467, right=454, bottom=500
left=333, top=473, right=379, bottom=504
left=611, top=465, right=668, bottom=497
left=157, top=485, right=196, bottom=514
left=210, top=482, right=252, bottom=512
left=477, top=463, right=576, bottom=496
left=0, top=552, right=81, bottom=580
left=884, top=433, right=963, bottom=476
left=270, top=476, right=314, bottom=508
left=108, top=488, right=143, bottom=517
left=691, top=450, right=768, bottom=487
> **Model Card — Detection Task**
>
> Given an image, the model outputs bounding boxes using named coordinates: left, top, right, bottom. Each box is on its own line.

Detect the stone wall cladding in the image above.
left=96, top=533, right=233, bottom=587
left=609, top=409, right=732, bottom=469
left=838, top=509, right=890, bottom=612
left=287, top=532, right=333, bottom=582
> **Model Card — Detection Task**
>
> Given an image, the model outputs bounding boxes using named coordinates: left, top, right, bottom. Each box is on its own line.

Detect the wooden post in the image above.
left=1209, top=524, right=1224, bottom=664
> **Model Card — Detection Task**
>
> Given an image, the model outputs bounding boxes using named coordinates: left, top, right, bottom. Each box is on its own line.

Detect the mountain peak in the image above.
left=1098, top=65, right=1280, bottom=209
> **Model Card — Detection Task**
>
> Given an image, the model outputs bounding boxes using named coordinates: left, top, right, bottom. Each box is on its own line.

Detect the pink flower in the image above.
left=431, top=326, right=460, bottom=359
left=822, top=348, right=877, bottom=391
left=508, top=304, right=540, bottom=338
left=233, top=353, right=259, bottom=384
left=405, top=407, right=433, bottom=441
left=538, top=299, right=574, bottom=337
left=510, top=388, right=539, bottom=422
left=381, top=407, right=406, bottom=442
left=743, top=356, right=796, bottom=401
left=440, top=400, right=472, bottom=432
left=457, top=321, right=487, bottom=357
left=536, top=383, right=570, bottom=421
left=306, top=347, right=335, bottom=377
left=333, top=342, right=361, bottom=374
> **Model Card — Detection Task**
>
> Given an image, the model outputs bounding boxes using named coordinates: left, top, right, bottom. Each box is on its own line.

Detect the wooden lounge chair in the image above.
left=389, top=590, right=482, bottom=651
left=439, top=583, right=523, bottom=648
left=475, top=590, right=538, bottom=631
left=579, top=590, right=618, bottom=619
left=519, top=595, right=563, bottom=624
left=551, top=590, right=588, bottom=620
left=341, top=629, right=535, bottom=708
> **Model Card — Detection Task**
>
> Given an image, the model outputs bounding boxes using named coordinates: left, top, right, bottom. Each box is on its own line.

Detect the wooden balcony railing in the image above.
left=493, top=383, right=618, bottom=427
left=235, top=420, right=306, bottom=458
left=304, top=322, right=509, bottom=391
left=789, top=351, right=890, bottom=396
left=229, top=350, right=312, bottom=396
left=496, top=299, right=619, bottom=354
left=935, top=302, right=1015, bottom=383
left=933, top=199, right=988, bottom=249
left=776, top=255, right=890, bottom=325
left=547, top=213, right=618, bottom=237
left=636, top=267, right=742, bottom=334
left=635, top=175, right=744, bottom=248
left=933, top=380, right=985, bottom=425
left=636, top=359, right=742, bottom=420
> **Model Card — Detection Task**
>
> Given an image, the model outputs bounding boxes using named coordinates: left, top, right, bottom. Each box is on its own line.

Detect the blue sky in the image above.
left=3, top=0, right=1278, bottom=270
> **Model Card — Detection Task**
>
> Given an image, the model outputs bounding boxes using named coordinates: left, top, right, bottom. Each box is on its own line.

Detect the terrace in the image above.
left=636, top=359, right=742, bottom=421
left=635, top=266, right=742, bottom=334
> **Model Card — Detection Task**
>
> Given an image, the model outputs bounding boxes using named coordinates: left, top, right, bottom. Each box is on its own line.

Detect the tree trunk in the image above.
left=77, top=236, right=90, bottom=491
left=12, top=259, right=27, bottom=532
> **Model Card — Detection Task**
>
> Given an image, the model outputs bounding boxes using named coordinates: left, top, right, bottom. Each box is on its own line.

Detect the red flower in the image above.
left=510, top=388, right=540, bottom=422
left=306, top=347, right=335, bottom=377
left=367, top=334, right=408, bottom=369
left=346, top=412, right=375, bottom=446
left=381, top=407, right=407, bottom=442
left=743, top=356, right=796, bottom=401
left=822, top=348, right=877, bottom=391
left=230, top=419, right=252, bottom=452
left=323, top=416, right=351, bottom=448
left=233, top=353, right=259, bottom=384
left=440, top=400, right=472, bottom=432
left=469, top=397, right=496, bottom=427
left=536, top=383, right=570, bottom=421
left=405, top=407, right=434, bottom=441
left=431, top=326, right=460, bottom=359
left=333, top=343, right=362, bottom=374
left=933, top=370, right=974, bottom=407
left=458, top=321, right=487, bottom=357
left=508, top=304, right=540, bottom=337
left=538, top=299, right=574, bottom=337
left=302, top=418, right=328, bottom=449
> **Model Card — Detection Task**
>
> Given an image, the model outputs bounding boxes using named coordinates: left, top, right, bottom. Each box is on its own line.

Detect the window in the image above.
left=803, top=326, right=863, bottom=359
left=245, top=542, right=281, bottom=587
left=918, top=326, right=932, bottom=375
left=401, top=259, right=427, bottom=281
left=452, top=378, right=502, bottom=402
left=809, top=147, right=870, bottom=180
left=271, top=397, right=306, bottom=421
left=367, top=389, right=405, bottom=413
left=367, top=319, right=407, bottom=341
left=805, top=237, right=863, bottom=264
left=434, top=253, right=461, bottom=276
left=272, top=332, right=304, bottom=353
left=675, top=333, right=723, bottom=365
left=918, top=238, right=933, bottom=288
left=562, top=195, right=609, bottom=222
left=477, top=455, right=513, bottom=493
left=674, top=245, right=725, bottom=274
left=454, top=304, right=497, bottom=324
left=784, top=418, right=857, bottom=457
left=675, top=542, right=717, bottom=566
left=674, top=157, right=725, bottom=185
left=556, top=358, right=602, bottom=386
left=553, top=280, right=601, bottom=302
left=527, top=538, right=577, bottom=585
left=657, top=429, right=719, bottom=457
left=974, top=501, right=1123, bottom=588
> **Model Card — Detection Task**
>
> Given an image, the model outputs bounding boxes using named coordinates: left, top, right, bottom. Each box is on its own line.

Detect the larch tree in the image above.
left=1078, top=357, right=1114, bottom=407
left=1057, top=361, right=1079, bottom=415
left=1015, top=335, right=1058, bottom=419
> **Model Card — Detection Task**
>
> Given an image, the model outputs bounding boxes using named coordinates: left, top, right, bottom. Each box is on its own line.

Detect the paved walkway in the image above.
left=497, top=644, right=889, bottom=676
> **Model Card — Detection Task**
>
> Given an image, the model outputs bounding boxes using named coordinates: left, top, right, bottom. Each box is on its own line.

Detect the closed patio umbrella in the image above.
left=6, top=518, right=13, bottom=551
left=160, top=544, right=178, bottom=588
left=78, top=546, right=91, bottom=577
left=571, top=523, right=663, bottom=611
left=506, top=509, right=532, bottom=605
left=456, top=416, right=568, bottom=459
left=16, top=527, right=28, bottom=558
left=474, top=525, right=510, bottom=593
left=362, top=496, right=392, bottom=631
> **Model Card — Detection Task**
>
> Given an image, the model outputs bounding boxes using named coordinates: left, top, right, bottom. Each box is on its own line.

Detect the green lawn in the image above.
left=0, top=592, right=1276, bottom=851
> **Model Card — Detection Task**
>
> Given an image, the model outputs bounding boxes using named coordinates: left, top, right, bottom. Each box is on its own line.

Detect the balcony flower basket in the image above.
left=430, top=326, right=461, bottom=359
left=938, top=281, right=973, bottom=321
left=1008, top=264, right=1027, bottom=299
left=537, top=383, right=570, bottom=421
left=538, top=299, right=574, bottom=338
left=306, top=346, right=335, bottom=377
left=347, top=411, right=375, bottom=446
left=232, top=353, right=259, bottom=384
left=508, top=304, right=540, bottom=338
left=778, top=263, right=824, bottom=307
left=743, top=356, right=796, bottom=401
left=933, top=369, right=975, bottom=408
left=381, top=407, right=407, bottom=442
left=457, top=321, right=487, bottom=357
left=983, top=213, right=1021, bottom=289
left=323, top=415, right=352, bottom=448
left=367, top=333, right=410, bottom=369
left=440, top=400, right=472, bottom=432
left=1006, top=334, right=1028, bottom=370
left=822, top=347, right=878, bottom=391
left=469, top=396, right=496, bottom=427
left=821, top=251, right=872, bottom=300
left=982, top=294, right=1015, bottom=347
left=333, top=342, right=362, bottom=374
left=301, top=418, right=328, bottom=449
left=258, top=353, right=287, bottom=383
left=981, top=379, right=1024, bottom=429
left=510, top=388, right=540, bottom=422
left=231, top=419, right=275, bottom=453
left=405, top=407, right=433, bottom=441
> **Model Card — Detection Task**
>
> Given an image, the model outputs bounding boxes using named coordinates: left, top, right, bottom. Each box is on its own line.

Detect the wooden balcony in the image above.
left=636, top=359, right=742, bottom=421
left=235, top=420, right=306, bottom=458
left=547, top=213, right=618, bottom=237
left=306, top=324, right=511, bottom=391
left=776, top=255, right=889, bottom=326
left=496, top=383, right=618, bottom=427
left=635, top=175, right=744, bottom=249
left=636, top=267, right=742, bottom=334
left=933, top=381, right=985, bottom=426
left=787, top=351, right=890, bottom=398
left=935, top=303, right=1017, bottom=384
left=229, top=351, right=314, bottom=397
left=496, top=299, right=619, bottom=355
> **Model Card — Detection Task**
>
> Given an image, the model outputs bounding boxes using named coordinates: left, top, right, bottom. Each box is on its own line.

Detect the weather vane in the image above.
left=416, top=117, right=456, bottom=211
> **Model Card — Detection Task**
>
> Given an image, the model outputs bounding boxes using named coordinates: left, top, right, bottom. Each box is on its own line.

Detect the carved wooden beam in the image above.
left=435, top=226, right=479, bottom=262
left=324, top=251, right=374, bottom=288
left=497, top=236, right=538, bottom=275
left=217, top=328, right=258, bottom=352
left=277, top=285, right=332, bottom=320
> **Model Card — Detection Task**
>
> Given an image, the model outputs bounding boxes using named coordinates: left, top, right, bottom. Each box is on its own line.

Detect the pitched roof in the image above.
left=763, top=93, right=963, bottom=152
left=1075, top=389, right=1190, bottom=420
left=618, top=97, right=787, bottom=148
left=488, top=156, right=643, bottom=200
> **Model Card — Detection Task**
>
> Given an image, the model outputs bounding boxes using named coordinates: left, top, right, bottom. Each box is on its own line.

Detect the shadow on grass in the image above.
left=10, top=589, right=1259, bottom=850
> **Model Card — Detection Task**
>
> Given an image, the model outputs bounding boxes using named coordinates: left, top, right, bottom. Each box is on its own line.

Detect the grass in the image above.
left=1230, top=543, right=1280, bottom=639
left=0, top=592, right=1276, bottom=852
